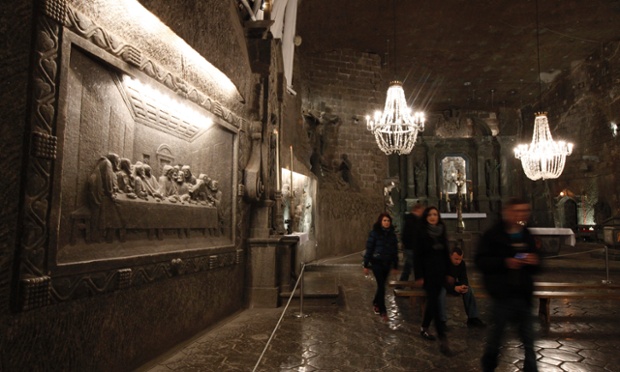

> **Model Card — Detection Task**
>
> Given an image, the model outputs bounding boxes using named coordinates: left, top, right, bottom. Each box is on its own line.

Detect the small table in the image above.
left=528, top=227, right=576, bottom=256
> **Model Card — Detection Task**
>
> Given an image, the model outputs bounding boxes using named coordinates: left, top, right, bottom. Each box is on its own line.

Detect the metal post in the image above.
left=602, top=245, right=613, bottom=284
left=294, top=262, right=309, bottom=318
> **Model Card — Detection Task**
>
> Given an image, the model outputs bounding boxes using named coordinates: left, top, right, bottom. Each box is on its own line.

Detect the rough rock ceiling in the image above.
left=296, top=0, right=620, bottom=112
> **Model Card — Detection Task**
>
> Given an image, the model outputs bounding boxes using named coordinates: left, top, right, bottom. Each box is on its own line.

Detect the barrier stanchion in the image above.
left=252, top=261, right=310, bottom=372
left=603, top=245, right=613, bottom=284
left=293, top=262, right=310, bottom=318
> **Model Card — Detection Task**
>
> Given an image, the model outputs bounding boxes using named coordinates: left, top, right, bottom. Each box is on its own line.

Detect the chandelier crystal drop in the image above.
left=365, top=81, right=425, bottom=155
left=514, top=112, right=573, bottom=180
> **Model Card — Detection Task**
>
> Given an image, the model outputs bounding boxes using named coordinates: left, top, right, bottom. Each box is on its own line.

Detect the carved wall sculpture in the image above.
left=17, top=2, right=246, bottom=310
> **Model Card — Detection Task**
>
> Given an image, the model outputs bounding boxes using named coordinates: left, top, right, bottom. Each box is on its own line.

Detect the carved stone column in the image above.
left=475, top=136, right=492, bottom=213
left=247, top=237, right=279, bottom=308
left=426, top=139, right=439, bottom=206
left=406, top=153, right=415, bottom=198
left=497, top=135, right=519, bottom=200
left=247, top=234, right=299, bottom=308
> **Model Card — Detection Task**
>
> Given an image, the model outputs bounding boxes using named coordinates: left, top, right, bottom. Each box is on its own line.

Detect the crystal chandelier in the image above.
left=514, top=0, right=573, bottom=180
left=365, top=81, right=425, bottom=155
left=514, top=112, right=573, bottom=180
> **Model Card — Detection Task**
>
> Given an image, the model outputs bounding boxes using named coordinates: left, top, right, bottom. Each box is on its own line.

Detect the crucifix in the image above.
left=452, top=170, right=466, bottom=233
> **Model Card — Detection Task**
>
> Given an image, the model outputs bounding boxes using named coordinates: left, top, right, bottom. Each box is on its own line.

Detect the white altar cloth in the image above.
left=528, top=227, right=576, bottom=247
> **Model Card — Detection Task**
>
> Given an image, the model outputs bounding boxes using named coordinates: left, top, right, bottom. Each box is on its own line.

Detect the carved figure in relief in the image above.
left=485, top=159, right=500, bottom=196
left=176, top=167, right=191, bottom=203
left=301, top=188, right=313, bottom=233
left=132, top=162, right=149, bottom=200
left=116, top=158, right=136, bottom=198
left=206, top=180, right=222, bottom=207
left=189, top=173, right=211, bottom=203
left=182, top=165, right=197, bottom=185
left=142, top=164, right=163, bottom=200
left=384, top=181, right=397, bottom=216
left=294, top=201, right=303, bottom=232
left=339, top=153, right=352, bottom=184
left=87, top=153, right=122, bottom=242
left=414, top=161, right=427, bottom=196
left=73, top=152, right=228, bottom=244
left=281, top=182, right=292, bottom=233
left=158, top=165, right=179, bottom=200
left=207, top=179, right=223, bottom=226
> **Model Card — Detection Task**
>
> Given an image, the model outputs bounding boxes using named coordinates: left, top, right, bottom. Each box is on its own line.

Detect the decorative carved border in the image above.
left=64, top=6, right=245, bottom=130
left=18, top=0, right=245, bottom=311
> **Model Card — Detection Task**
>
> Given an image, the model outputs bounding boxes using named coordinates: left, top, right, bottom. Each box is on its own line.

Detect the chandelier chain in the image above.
left=363, top=0, right=425, bottom=156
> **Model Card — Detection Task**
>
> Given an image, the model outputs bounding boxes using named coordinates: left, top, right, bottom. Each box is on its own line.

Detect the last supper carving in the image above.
left=52, top=44, right=236, bottom=264
left=17, top=4, right=245, bottom=310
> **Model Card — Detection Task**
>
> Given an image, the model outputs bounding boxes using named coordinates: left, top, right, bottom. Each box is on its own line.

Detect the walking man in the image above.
left=475, top=197, right=541, bottom=372
left=399, top=203, right=424, bottom=282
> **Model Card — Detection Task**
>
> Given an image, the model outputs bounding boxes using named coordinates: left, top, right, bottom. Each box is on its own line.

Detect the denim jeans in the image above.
left=438, top=286, right=480, bottom=322
left=481, top=297, right=538, bottom=372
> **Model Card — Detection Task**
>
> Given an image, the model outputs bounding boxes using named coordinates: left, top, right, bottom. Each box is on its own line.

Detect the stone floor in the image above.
left=138, top=243, right=620, bottom=371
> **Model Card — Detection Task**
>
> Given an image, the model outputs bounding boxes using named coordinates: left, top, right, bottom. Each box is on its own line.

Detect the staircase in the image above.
left=279, top=259, right=360, bottom=308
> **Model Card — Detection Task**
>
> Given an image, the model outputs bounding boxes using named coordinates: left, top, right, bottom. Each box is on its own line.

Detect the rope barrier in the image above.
left=252, top=262, right=307, bottom=372
left=543, top=248, right=604, bottom=259
left=311, top=250, right=364, bottom=265
left=253, top=245, right=614, bottom=370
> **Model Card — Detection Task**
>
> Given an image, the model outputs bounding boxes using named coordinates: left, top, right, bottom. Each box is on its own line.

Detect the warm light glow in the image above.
left=122, top=0, right=239, bottom=98
left=365, top=81, right=425, bottom=155
left=514, top=113, right=573, bottom=180
left=123, top=75, right=213, bottom=129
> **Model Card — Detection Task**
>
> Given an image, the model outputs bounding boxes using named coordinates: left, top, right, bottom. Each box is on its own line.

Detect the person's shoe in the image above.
left=373, top=305, right=380, bottom=315
left=467, top=318, right=486, bottom=328
left=420, top=329, right=436, bottom=341
left=439, top=339, right=455, bottom=357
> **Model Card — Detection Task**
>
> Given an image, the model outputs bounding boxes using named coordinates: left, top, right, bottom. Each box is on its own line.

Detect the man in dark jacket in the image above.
left=475, top=197, right=541, bottom=372
left=399, top=203, right=424, bottom=281
left=439, top=247, right=485, bottom=328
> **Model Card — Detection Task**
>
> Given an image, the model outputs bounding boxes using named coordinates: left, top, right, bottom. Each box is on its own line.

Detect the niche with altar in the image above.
left=440, top=156, right=475, bottom=213
left=280, top=169, right=316, bottom=235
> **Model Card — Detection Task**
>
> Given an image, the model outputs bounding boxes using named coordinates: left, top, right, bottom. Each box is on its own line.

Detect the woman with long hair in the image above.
left=363, top=212, right=399, bottom=321
left=414, top=206, right=453, bottom=356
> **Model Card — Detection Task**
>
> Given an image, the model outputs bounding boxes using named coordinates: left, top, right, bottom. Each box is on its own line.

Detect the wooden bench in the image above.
left=391, top=281, right=620, bottom=324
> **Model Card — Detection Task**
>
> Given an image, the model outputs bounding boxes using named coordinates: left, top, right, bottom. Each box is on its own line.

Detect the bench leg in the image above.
left=538, top=298, right=550, bottom=324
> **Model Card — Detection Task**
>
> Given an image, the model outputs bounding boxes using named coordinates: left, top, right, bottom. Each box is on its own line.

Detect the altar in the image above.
left=440, top=213, right=489, bottom=255
left=441, top=213, right=489, bottom=233
left=528, top=227, right=576, bottom=256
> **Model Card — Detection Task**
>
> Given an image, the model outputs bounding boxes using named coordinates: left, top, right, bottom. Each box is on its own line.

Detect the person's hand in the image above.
left=391, top=268, right=399, bottom=276
left=415, top=278, right=424, bottom=287
left=507, top=253, right=539, bottom=269
left=363, top=268, right=369, bottom=276
left=505, top=257, right=523, bottom=269
left=455, top=285, right=468, bottom=294
left=521, top=253, right=539, bottom=266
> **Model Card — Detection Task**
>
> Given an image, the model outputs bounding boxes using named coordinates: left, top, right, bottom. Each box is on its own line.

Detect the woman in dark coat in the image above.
left=363, top=212, right=399, bottom=321
left=414, top=206, right=453, bottom=356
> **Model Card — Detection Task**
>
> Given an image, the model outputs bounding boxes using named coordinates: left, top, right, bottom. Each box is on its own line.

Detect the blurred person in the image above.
left=399, top=203, right=425, bottom=282
left=363, top=213, right=399, bottom=321
left=414, top=206, right=453, bottom=356
left=475, top=197, right=541, bottom=372
left=438, top=247, right=485, bottom=328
